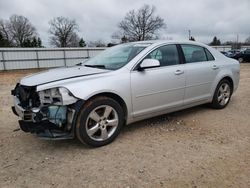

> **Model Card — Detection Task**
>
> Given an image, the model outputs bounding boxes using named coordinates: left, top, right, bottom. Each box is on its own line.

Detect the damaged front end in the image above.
left=11, top=84, right=82, bottom=140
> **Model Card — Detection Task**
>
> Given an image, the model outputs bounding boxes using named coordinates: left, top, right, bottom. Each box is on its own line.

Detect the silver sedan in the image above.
left=12, top=40, right=240, bottom=147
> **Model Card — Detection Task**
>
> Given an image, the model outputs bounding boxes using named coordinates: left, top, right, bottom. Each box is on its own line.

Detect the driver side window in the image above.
left=147, top=49, right=162, bottom=61
left=145, top=45, right=180, bottom=67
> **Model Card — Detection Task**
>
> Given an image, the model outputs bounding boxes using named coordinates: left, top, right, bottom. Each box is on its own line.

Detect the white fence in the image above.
left=0, top=47, right=106, bottom=70
left=211, top=45, right=250, bottom=52
left=1, top=45, right=250, bottom=70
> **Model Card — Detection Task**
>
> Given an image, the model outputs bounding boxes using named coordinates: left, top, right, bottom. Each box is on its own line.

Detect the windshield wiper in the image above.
left=84, top=64, right=106, bottom=69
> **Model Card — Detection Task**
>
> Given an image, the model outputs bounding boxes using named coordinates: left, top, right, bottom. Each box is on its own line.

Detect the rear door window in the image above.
left=205, top=48, right=215, bottom=61
left=181, top=45, right=207, bottom=63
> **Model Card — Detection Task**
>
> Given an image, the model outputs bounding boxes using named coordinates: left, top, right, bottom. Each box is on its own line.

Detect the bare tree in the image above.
left=68, top=32, right=80, bottom=47
left=0, top=32, right=10, bottom=47
left=49, top=17, right=80, bottom=47
left=9, top=15, right=36, bottom=46
left=0, top=15, right=36, bottom=47
left=88, top=40, right=106, bottom=47
left=245, top=36, right=250, bottom=45
left=117, top=4, right=166, bottom=41
left=0, top=20, right=11, bottom=45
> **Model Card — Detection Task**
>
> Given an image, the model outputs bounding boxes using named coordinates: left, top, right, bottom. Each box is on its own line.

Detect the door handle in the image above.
left=212, top=65, right=219, bottom=70
left=174, top=70, right=184, bottom=75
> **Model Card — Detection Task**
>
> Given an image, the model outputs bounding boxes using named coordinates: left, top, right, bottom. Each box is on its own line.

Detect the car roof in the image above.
left=130, top=40, right=208, bottom=48
left=123, top=40, right=227, bottom=70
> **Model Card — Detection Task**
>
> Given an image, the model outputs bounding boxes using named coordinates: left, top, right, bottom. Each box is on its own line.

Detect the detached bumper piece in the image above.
left=19, top=120, right=73, bottom=140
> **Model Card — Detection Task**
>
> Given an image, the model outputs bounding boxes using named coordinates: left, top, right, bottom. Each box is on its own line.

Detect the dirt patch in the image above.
left=0, top=65, right=250, bottom=188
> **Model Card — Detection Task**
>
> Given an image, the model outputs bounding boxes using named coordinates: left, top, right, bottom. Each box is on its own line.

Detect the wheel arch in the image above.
left=220, top=76, right=234, bottom=91
left=210, top=72, right=235, bottom=102
left=210, top=75, right=234, bottom=109
left=86, top=92, right=128, bottom=122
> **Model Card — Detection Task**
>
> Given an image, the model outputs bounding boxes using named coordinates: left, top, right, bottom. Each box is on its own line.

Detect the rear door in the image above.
left=180, top=44, right=219, bottom=104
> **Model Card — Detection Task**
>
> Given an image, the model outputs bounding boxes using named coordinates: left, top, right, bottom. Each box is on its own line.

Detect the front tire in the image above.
left=76, top=96, right=124, bottom=147
left=210, top=79, right=232, bottom=109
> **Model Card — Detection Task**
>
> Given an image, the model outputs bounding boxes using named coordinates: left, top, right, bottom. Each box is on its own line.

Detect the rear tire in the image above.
left=76, top=96, right=124, bottom=147
left=210, top=79, right=232, bottom=109
left=238, top=57, right=244, bottom=63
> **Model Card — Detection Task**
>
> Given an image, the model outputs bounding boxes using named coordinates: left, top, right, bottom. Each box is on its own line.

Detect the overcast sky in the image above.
left=0, top=0, right=249, bottom=46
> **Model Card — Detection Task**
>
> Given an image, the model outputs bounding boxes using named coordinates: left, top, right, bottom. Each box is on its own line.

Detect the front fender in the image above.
left=36, top=70, right=133, bottom=120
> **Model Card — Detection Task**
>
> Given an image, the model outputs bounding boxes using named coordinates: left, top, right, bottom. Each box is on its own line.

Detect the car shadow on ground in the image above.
left=35, top=104, right=210, bottom=150
left=122, top=104, right=209, bottom=133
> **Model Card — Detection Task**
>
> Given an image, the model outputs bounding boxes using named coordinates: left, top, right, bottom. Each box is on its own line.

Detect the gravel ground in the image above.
left=0, top=64, right=250, bottom=188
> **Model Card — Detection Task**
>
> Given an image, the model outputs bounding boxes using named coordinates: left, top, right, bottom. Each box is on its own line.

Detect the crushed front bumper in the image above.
left=18, top=120, right=73, bottom=140
left=12, top=96, right=32, bottom=121
left=11, top=96, right=81, bottom=140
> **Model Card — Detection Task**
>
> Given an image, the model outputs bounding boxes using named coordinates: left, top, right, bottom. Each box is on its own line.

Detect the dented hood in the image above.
left=20, top=66, right=110, bottom=86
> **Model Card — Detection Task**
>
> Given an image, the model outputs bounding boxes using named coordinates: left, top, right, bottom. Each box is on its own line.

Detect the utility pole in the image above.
left=236, top=34, right=239, bottom=49
left=188, top=30, right=191, bottom=40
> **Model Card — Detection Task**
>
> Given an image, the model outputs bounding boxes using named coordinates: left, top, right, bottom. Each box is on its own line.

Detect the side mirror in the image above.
left=138, top=59, right=160, bottom=71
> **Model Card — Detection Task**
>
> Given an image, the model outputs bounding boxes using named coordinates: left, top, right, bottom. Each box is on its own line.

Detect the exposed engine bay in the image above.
left=11, top=84, right=81, bottom=139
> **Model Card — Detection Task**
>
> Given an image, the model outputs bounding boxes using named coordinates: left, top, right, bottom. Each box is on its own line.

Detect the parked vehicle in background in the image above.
left=11, top=40, right=240, bottom=147
left=232, top=49, right=250, bottom=62
left=228, top=49, right=241, bottom=56
left=220, top=51, right=233, bottom=57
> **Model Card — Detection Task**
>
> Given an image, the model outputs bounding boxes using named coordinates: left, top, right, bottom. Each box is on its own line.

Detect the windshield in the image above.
left=84, top=43, right=151, bottom=70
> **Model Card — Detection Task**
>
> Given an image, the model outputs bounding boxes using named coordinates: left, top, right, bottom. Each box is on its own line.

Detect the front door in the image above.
left=131, top=44, right=185, bottom=117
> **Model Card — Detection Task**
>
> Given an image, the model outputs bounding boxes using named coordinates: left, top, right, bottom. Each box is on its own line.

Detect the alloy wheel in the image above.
left=217, top=83, right=231, bottom=106
left=238, top=58, right=243, bottom=63
left=85, top=105, right=119, bottom=141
